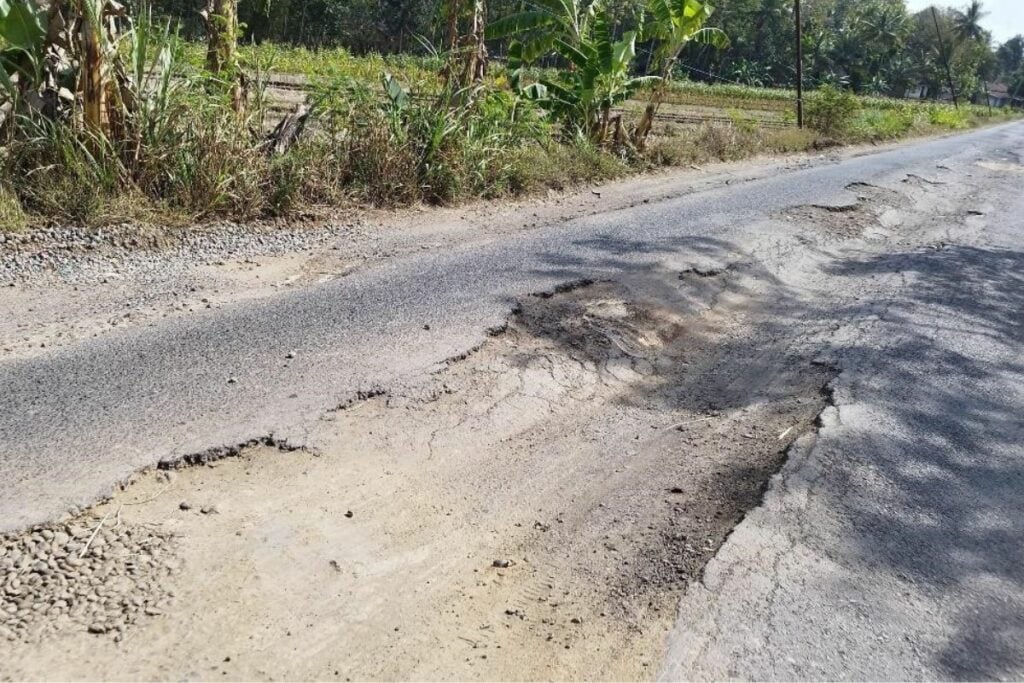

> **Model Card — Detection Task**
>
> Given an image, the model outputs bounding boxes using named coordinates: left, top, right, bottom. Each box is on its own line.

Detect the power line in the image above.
left=673, top=61, right=762, bottom=88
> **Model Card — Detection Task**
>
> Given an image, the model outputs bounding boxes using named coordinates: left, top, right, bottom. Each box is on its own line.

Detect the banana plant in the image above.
left=490, top=0, right=656, bottom=144
left=0, top=0, right=46, bottom=83
left=632, top=0, right=728, bottom=148
left=0, top=0, right=62, bottom=118
left=487, top=0, right=601, bottom=86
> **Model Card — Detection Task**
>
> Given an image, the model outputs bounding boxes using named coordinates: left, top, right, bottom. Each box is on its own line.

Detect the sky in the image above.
left=904, top=0, right=1024, bottom=44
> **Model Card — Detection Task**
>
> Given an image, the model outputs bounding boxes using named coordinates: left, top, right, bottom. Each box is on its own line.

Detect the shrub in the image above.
left=927, top=106, right=970, bottom=129
left=805, top=86, right=861, bottom=137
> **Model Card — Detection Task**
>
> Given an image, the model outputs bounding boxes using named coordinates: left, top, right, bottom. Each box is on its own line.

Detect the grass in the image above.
left=1, top=41, right=1019, bottom=233
left=174, top=42, right=446, bottom=92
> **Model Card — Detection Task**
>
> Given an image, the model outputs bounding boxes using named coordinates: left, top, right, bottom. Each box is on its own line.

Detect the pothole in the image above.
left=976, top=160, right=1024, bottom=174
left=3, top=271, right=844, bottom=680
left=781, top=183, right=908, bottom=240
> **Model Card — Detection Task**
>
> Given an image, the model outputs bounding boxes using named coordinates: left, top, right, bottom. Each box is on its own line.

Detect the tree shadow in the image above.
left=524, top=235, right=1024, bottom=679
left=820, top=245, right=1024, bottom=679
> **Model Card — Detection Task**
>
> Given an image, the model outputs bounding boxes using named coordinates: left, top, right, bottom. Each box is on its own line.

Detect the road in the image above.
left=1, top=121, right=1023, bottom=679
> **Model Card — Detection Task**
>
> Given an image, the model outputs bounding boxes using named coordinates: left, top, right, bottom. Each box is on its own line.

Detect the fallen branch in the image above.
left=265, top=104, right=311, bottom=156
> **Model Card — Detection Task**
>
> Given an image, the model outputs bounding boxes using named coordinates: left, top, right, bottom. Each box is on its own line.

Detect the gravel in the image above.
left=0, top=515, right=177, bottom=643
left=0, top=218, right=367, bottom=287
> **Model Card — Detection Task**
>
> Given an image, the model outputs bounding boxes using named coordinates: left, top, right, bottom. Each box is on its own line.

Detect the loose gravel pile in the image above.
left=0, top=516, right=178, bottom=643
left=0, top=218, right=366, bottom=286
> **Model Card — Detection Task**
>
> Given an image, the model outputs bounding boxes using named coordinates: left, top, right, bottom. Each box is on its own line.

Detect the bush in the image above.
left=849, top=106, right=918, bottom=140
left=927, top=106, right=970, bottom=129
left=805, top=86, right=861, bottom=137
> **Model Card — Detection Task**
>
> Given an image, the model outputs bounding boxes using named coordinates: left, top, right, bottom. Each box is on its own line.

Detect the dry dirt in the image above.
left=1, top=263, right=836, bottom=680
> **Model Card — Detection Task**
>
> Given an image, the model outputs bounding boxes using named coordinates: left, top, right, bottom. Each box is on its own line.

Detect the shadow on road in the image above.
left=526, top=233, right=1024, bottom=679
left=822, top=245, right=1024, bottom=679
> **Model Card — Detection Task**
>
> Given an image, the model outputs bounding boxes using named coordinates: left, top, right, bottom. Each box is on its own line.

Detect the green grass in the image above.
left=656, top=78, right=1011, bottom=122
left=174, top=42, right=446, bottom=91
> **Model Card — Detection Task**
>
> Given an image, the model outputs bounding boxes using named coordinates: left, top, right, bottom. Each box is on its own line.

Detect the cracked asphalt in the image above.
left=2, top=121, right=1023, bottom=679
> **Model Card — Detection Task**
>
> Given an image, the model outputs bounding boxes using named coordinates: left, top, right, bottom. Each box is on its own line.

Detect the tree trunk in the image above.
left=78, top=0, right=106, bottom=136
left=633, top=58, right=673, bottom=150
left=444, top=0, right=487, bottom=93
left=204, top=0, right=245, bottom=111
left=444, top=0, right=460, bottom=54
left=205, top=0, right=238, bottom=74
left=458, top=0, right=487, bottom=87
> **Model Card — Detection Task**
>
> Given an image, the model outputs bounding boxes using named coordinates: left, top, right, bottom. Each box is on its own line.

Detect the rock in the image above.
left=200, top=505, right=219, bottom=515
left=285, top=351, right=296, bottom=359
left=179, top=501, right=192, bottom=511
left=87, top=622, right=108, bottom=634
left=344, top=511, right=354, bottom=518
left=492, top=559, right=511, bottom=568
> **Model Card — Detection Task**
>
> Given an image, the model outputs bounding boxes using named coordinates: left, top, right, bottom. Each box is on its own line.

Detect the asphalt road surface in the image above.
left=2, top=121, right=1023, bottom=679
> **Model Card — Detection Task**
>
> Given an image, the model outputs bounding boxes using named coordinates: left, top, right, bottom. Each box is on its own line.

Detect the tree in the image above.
left=443, top=0, right=488, bottom=89
left=487, top=0, right=656, bottom=144
left=633, top=0, right=727, bottom=148
left=953, top=0, right=988, bottom=44
left=203, top=0, right=238, bottom=72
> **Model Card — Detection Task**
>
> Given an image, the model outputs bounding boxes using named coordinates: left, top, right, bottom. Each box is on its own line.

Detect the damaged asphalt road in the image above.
left=1, top=121, right=1023, bottom=679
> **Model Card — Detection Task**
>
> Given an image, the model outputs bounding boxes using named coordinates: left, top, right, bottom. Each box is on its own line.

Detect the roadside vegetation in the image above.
left=0, top=0, right=1018, bottom=232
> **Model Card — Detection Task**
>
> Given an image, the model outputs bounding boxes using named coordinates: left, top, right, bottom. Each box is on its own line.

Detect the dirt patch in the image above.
left=976, top=160, right=1024, bottom=174
left=782, top=182, right=907, bottom=240
left=2, top=269, right=836, bottom=680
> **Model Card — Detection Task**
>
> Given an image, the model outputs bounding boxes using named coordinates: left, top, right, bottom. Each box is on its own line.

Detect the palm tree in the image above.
left=953, top=0, right=988, bottom=44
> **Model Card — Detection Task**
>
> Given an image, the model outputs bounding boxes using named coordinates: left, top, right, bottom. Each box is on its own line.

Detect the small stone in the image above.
left=492, top=559, right=511, bottom=568
left=200, top=505, right=219, bottom=515
left=344, top=511, right=354, bottom=519
left=285, top=351, right=296, bottom=359
left=179, top=501, right=192, bottom=511
left=87, top=623, right=108, bottom=634
left=227, top=377, right=237, bottom=385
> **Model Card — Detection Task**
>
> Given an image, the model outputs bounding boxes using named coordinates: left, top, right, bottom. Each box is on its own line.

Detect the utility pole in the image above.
left=795, top=0, right=804, bottom=128
left=931, top=6, right=959, bottom=108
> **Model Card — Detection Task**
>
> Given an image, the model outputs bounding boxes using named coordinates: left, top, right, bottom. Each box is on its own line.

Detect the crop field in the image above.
left=192, top=44, right=1001, bottom=136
